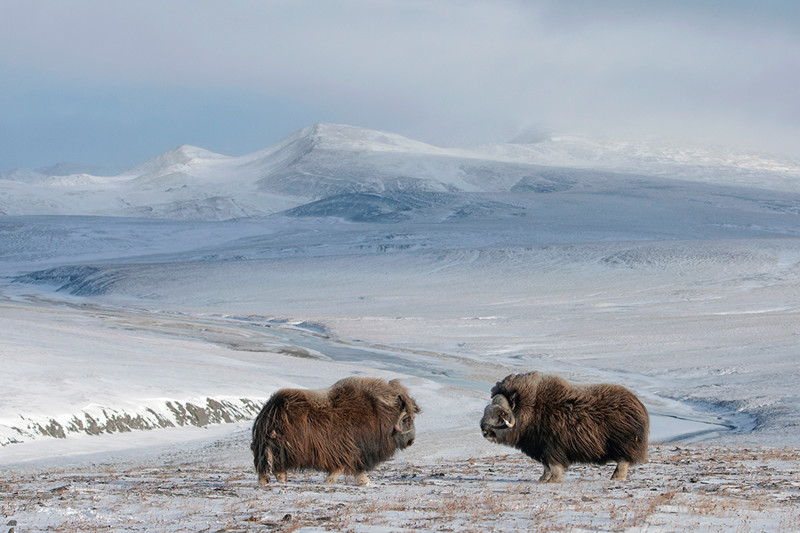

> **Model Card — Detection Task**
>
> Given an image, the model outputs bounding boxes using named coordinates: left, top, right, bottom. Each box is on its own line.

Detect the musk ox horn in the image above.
left=491, top=394, right=515, bottom=427
left=394, top=411, right=414, bottom=434
left=393, top=395, right=418, bottom=434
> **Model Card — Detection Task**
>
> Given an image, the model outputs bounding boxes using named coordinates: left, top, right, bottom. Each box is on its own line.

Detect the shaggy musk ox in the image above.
left=480, top=372, right=649, bottom=482
left=251, top=377, right=420, bottom=486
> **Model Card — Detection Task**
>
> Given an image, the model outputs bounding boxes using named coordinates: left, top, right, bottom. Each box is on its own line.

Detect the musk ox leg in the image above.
left=611, top=460, right=630, bottom=481
left=257, top=473, right=269, bottom=485
left=538, top=464, right=552, bottom=483
left=274, top=470, right=288, bottom=483
left=324, top=469, right=344, bottom=484
left=355, top=472, right=371, bottom=486
left=540, top=463, right=565, bottom=483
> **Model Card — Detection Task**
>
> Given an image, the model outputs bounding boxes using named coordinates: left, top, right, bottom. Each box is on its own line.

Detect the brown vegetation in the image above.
left=2, top=444, right=798, bottom=532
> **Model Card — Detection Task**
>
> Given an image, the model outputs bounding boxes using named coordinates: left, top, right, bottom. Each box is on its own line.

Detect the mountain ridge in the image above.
left=2, top=123, right=800, bottom=220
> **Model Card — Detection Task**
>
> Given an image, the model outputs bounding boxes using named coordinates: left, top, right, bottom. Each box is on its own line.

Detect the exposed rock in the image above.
left=2, top=397, right=264, bottom=445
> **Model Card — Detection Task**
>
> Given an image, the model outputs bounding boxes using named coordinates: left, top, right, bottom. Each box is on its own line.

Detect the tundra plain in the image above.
left=2, top=126, right=800, bottom=530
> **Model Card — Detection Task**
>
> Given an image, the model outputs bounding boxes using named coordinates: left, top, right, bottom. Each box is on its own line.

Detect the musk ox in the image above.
left=480, top=371, right=649, bottom=482
left=251, top=376, right=420, bottom=486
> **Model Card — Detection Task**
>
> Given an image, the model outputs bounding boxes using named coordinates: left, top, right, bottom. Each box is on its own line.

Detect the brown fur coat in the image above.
left=481, top=372, right=649, bottom=481
left=251, top=377, right=419, bottom=484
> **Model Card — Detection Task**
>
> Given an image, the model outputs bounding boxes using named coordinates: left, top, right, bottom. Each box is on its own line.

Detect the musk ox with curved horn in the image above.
left=251, top=376, right=420, bottom=486
left=480, top=371, right=649, bottom=482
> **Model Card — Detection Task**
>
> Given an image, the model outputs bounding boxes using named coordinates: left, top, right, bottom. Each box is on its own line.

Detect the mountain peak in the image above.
left=298, top=122, right=444, bottom=154
left=125, top=145, right=226, bottom=176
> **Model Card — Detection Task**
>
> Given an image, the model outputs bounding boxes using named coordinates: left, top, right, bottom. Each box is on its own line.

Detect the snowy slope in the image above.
left=3, top=123, right=800, bottom=220
left=478, top=135, right=800, bottom=192
left=2, top=123, right=800, bottom=469
left=3, top=204, right=800, bottom=451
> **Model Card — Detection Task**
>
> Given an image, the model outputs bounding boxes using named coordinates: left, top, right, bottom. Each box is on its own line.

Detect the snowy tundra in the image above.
left=1, top=124, right=799, bottom=530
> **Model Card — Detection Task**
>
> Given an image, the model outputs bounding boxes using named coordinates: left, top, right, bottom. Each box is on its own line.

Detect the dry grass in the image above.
left=2, top=444, right=799, bottom=532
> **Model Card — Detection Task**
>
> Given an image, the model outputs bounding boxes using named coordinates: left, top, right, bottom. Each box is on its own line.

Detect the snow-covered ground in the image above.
left=1, top=125, right=799, bottom=530
left=4, top=437, right=800, bottom=532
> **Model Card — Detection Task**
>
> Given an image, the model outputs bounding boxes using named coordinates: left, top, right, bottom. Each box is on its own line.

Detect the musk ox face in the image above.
left=392, top=409, right=416, bottom=449
left=480, top=394, right=516, bottom=443
left=481, top=372, right=649, bottom=483
left=385, top=382, right=420, bottom=450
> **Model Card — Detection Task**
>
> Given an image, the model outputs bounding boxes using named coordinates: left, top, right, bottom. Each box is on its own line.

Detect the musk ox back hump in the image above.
left=251, top=376, right=419, bottom=485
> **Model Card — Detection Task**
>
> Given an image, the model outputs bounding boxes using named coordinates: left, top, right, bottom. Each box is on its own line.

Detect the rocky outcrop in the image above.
left=1, top=397, right=263, bottom=446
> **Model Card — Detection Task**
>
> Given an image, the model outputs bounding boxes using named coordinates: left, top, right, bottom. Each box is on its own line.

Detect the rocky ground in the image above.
left=2, top=434, right=798, bottom=532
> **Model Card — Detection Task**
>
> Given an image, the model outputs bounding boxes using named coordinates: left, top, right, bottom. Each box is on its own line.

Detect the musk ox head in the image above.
left=480, top=393, right=517, bottom=443
left=392, top=397, right=418, bottom=449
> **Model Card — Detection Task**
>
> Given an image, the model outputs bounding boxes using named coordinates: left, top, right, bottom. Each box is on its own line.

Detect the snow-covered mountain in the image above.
left=2, top=122, right=800, bottom=220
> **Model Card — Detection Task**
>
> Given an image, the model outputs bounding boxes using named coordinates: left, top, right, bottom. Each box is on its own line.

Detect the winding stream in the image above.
left=222, top=315, right=753, bottom=444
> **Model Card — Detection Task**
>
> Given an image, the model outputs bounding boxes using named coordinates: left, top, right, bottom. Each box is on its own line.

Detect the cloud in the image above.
left=2, top=0, right=800, bottom=166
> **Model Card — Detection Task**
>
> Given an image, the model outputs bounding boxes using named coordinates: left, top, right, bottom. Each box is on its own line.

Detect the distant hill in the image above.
left=2, top=122, right=799, bottom=220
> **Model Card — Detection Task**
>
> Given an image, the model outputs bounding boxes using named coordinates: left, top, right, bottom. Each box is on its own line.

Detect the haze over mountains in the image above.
left=2, top=122, right=800, bottom=221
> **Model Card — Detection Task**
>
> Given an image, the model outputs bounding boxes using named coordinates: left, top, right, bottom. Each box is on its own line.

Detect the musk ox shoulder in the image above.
left=480, top=371, right=649, bottom=482
left=251, top=376, right=420, bottom=486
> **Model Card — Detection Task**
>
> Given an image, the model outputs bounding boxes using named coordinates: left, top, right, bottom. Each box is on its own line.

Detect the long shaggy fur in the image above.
left=480, top=371, right=649, bottom=482
left=251, top=377, right=419, bottom=485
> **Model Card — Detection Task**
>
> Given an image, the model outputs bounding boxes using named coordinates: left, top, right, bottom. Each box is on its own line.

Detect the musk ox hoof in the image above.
left=324, top=470, right=343, bottom=484
left=274, top=471, right=288, bottom=483
left=539, top=464, right=565, bottom=483
left=355, top=473, right=371, bottom=486
left=257, top=475, right=269, bottom=485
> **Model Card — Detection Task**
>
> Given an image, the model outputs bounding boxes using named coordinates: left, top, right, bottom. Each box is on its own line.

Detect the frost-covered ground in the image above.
left=3, top=435, right=799, bottom=532
left=2, top=128, right=800, bottom=530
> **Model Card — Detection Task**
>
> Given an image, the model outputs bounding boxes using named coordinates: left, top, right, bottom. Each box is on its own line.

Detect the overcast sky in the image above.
left=2, top=0, right=800, bottom=171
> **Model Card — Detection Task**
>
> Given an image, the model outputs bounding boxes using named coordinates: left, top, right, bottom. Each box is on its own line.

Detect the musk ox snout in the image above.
left=251, top=377, right=420, bottom=486
left=482, top=371, right=649, bottom=483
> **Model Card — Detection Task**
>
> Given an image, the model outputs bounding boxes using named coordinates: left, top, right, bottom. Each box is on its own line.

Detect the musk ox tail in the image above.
left=251, top=407, right=276, bottom=482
